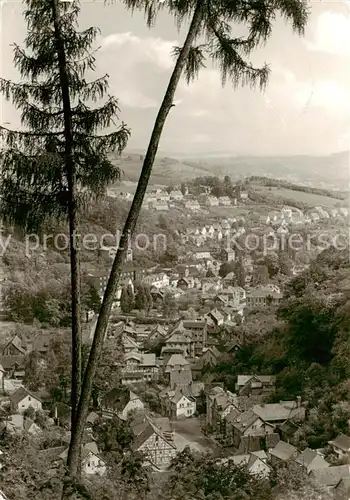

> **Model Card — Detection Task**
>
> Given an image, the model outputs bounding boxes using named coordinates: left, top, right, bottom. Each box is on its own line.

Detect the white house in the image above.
left=206, top=196, right=219, bottom=207
left=59, top=444, right=107, bottom=476
left=131, top=418, right=177, bottom=469
left=172, top=393, right=196, bottom=418
left=184, top=200, right=201, bottom=211
left=143, top=273, right=170, bottom=289
left=218, top=196, right=232, bottom=206
left=170, top=189, right=183, bottom=200
left=328, top=434, right=350, bottom=460
left=10, top=387, right=42, bottom=414
left=119, top=391, right=145, bottom=420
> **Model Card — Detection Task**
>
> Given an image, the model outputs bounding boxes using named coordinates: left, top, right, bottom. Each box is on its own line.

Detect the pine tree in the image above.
left=0, top=0, right=129, bottom=437
left=134, top=282, right=146, bottom=311
left=66, top=0, right=308, bottom=484
left=120, top=284, right=134, bottom=314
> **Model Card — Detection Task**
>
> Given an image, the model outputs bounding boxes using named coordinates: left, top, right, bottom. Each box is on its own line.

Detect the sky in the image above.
left=1, top=0, right=350, bottom=156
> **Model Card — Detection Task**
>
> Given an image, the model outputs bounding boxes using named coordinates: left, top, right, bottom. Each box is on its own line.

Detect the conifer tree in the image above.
left=0, top=0, right=129, bottom=433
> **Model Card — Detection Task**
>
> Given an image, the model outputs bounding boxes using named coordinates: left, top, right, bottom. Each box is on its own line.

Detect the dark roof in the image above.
left=10, top=387, right=41, bottom=406
left=102, top=387, right=130, bottom=410
left=329, top=433, right=350, bottom=452
left=2, top=335, right=26, bottom=355
left=0, top=356, right=25, bottom=370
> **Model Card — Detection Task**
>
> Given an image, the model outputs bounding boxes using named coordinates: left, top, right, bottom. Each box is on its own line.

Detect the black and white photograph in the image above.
left=0, top=0, right=349, bottom=498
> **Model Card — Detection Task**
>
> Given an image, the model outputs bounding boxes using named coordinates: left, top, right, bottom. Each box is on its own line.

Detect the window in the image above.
left=187, top=403, right=190, bottom=407
left=28, top=397, right=31, bottom=401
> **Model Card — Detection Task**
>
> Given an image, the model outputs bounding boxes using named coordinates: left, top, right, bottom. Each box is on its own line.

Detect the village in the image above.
left=0, top=179, right=349, bottom=499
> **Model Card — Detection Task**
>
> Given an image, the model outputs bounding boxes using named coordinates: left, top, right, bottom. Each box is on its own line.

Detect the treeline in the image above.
left=213, top=246, right=350, bottom=449
left=249, top=176, right=346, bottom=200
left=188, top=175, right=246, bottom=198
left=248, top=190, right=309, bottom=211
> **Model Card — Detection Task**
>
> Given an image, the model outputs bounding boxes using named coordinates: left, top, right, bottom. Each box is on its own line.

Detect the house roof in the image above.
left=231, top=410, right=260, bottom=432
left=335, top=477, right=350, bottom=492
left=295, top=449, right=329, bottom=471
left=310, top=465, right=350, bottom=487
left=208, top=309, right=224, bottom=323
left=3, top=335, right=26, bottom=355
left=253, top=402, right=302, bottom=422
left=329, top=433, right=350, bottom=452
left=123, top=335, right=139, bottom=350
left=237, top=375, right=275, bottom=386
left=10, top=386, right=41, bottom=406
left=140, top=353, right=157, bottom=367
left=166, top=333, right=191, bottom=344
left=0, top=355, right=25, bottom=371
left=165, top=354, right=189, bottom=368
left=269, top=441, right=298, bottom=461
left=131, top=419, right=176, bottom=452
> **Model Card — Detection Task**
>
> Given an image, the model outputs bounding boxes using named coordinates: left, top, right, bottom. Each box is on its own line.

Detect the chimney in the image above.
left=296, top=396, right=301, bottom=408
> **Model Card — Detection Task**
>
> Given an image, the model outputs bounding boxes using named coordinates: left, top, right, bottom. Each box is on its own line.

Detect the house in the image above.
left=334, top=477, right=350, bottom=500
left=164, top=354, right=192, bottom=389
left=229, top=410, right=275, bottom=449
left=235, top=375, right=276, bottom=396
left=122, top=352, right=158, bottom=382
left=201, top=346, right=221, bottom=367
left=246, top=289, right=282, bottom=308
left=23, top=419, right=41, bottom=435
left=2, top=335, right=26, bottom=356
left=149, top=200, right=169, bottom=211
left=268, top=441, right=299, bottom=465
left=328, top=434, right=350, bottom=461
left=169, top=189, right=183, bottom=200
left=218, top=196, right=231, bottom=206
left=206, top=386, right=239, bottom=426
left=309, top=466, right=350, bottom=492
left=247, top=451, right=272, bottom=478
left=102, top=388, right=144, bottom=420
left=184, top=200, right=200, bottom=211
left=131, top=416, right=177, bottom=470
left=143, top=273, right=170, bottom=289
left=201, top=278, right=222, bottom=294
left=295, top=448, right=330, bottom=473
left=191, top=248, right=212, bottom=260
left=0, top=356, right=25, bottom=381
left=89, top=264, right=145, bottom=298
left=123, top=335, right=139, bottom=354
left=220, top=451, right=271, bottom=478
left=161, top=390, right=196, bottom=419
left=59, top=444, right=107, bottom=475
left=10, top=387, right=42, bottom=414
left=220, top=248, right=235, bottom=262
left=207, top=309, right=224, bottom=327
left=177, top=277, right=194, bottom=290
left=253, top=399, right=306, bottom=425
left=163, top=332, right=193, bottom=358
left=183, top=320, right=208, bottom=355
left=148, top=324, right=167, bottom=343
left=169, top=319, right=208, bottom=356
left=205, top=196, right=219, bottom=207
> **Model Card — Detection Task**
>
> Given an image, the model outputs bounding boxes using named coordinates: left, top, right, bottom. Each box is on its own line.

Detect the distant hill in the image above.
left=109, top=152, right=214, bottom=185
left=183, top=151, right=350, bottom=190
left=109, top=150, right=349, bottom=189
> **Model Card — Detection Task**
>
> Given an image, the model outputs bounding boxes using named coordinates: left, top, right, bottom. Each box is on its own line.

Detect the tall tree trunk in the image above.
left=51, top=0, right=82, bottom=436
left=64, top=0, right=204, bottom=482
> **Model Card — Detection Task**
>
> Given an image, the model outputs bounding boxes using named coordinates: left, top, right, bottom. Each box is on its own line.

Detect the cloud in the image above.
left=306, top=11, right=350, bottom=57
left=100, top=32, right=177, bottom=70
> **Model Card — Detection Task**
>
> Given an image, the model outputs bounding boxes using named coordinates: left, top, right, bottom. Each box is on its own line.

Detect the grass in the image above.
left=253, top=185, right=348, bottom=208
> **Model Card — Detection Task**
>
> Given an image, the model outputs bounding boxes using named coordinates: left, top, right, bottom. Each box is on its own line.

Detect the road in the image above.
left=171, top=417, right=217, bottom=453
